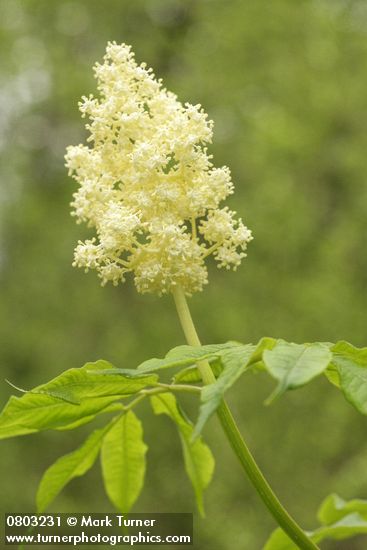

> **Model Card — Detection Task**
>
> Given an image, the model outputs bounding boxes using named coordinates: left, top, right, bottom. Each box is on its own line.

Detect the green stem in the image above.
left=156, top=382, right=202, bottom=393
left=172, top=285, right=319, bottom=550
left=123, top=384, right=202, bottom=414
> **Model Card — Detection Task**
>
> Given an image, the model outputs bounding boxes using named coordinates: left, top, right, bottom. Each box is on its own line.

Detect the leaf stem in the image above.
left=123, top=384, right=201, bottom=413
left=156, top=382, right=202, bottom=393
left=171, top=285, right=319, bottom=550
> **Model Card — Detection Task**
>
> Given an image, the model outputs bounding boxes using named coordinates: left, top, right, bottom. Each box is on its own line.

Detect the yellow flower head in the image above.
left=65, top=42, right=252, bottom=295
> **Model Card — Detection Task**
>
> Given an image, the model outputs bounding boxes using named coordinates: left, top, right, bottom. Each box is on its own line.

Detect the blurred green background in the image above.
left=1, top=0, right=367, bottom=548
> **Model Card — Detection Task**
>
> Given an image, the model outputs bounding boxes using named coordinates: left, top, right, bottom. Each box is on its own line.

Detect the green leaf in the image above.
left=324, top=364, right=340, bottom=388
left=332, top=341, right=367, bottom=366
left=193, top=345, right=255, bottom=439
left=331, top=341, right=367, bottom=414
left=250, top=337, right=277, bottom=366
left=37, top=421, right=115, bottom=512
left=264, top=510, right=367, bottom=549
left=173, top=358, right=223, bottom=384
left=55, top=402, right=124, bottom=431
left=318, top=493, right=367, bottom=524
left=85, top=360, right=165, bottom=379
left=0, top=423, right=37, bottom=439
left=0, top=363, right=157, bottom=439
left=311, top=513, right=367, bottom=543
left=0, top=394, right=123, bottom=439
left=172, top=338, right=264, bottom=384
left=101, top=410, right=147, bottom=512
left=34, top=360, right=158, bottom=403
left=137, top=342, right=239, bottom=374
left=263, top=341, right=332, bottom=403
left=150, top=393, right=214, bottom=516
left=263, top=528, right=298, bottom=550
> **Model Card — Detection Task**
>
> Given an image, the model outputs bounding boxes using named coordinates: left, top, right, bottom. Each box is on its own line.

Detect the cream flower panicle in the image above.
left=65, top=42, right=253, bottom=295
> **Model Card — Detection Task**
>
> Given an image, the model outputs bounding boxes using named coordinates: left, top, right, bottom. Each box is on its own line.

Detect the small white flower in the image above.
left=73, top=239, right=101, bottom=270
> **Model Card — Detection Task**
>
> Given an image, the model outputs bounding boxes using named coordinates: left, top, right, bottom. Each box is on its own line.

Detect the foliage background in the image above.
left=1, top=0, right=367, bottom=548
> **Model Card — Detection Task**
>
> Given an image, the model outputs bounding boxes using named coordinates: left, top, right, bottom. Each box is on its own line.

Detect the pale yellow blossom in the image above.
left=66, top=42, right=253, bottom=295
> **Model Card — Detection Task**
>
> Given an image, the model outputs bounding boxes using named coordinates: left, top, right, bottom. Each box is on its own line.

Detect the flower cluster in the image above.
left=66, top=42, right=252, bottom=295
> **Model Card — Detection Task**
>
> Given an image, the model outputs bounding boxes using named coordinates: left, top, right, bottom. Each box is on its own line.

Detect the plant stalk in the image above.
left=172, top=285, right=319, bottom=550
